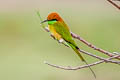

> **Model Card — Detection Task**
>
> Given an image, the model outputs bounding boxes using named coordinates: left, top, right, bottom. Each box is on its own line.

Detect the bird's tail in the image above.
left=72, top=46, right=85, bottom=61
left=69, top=43, right=96, bottom=78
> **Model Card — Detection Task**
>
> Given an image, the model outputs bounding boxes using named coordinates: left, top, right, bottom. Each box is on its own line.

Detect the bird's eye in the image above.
left=51, top=19, right=58, bottom=21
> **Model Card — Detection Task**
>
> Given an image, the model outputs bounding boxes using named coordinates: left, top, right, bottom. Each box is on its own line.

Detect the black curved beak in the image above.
left=41, top=19, right=48, bottom=23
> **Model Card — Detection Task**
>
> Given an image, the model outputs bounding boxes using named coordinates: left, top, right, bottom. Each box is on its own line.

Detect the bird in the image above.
left=41, top=12, right=96, bottom=78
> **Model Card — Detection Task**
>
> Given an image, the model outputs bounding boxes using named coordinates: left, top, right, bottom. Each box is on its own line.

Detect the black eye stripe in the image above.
left=52, top=19, right=57, bottom=21
left=48, top=19, right=58, bottom=21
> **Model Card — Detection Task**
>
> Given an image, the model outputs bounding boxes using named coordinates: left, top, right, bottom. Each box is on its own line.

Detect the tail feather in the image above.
left=73, top=47, right=85, bottom=61
left=83, top=60, right=96, bottom=79
left=69, top=44, right=96, bottom=78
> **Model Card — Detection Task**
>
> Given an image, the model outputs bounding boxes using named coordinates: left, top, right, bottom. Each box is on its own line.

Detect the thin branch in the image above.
left=71, top=32, right=120, bottom=59
left=78, top=49, right=120, bottom=64
left=107, top=0, right=120, bottom=10
left=44, top=55, right=120, bottom=70
left=44, top=26, right=50, bottom=32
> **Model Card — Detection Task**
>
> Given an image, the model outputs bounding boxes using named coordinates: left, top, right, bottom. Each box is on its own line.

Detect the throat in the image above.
left=48, top=21, right=57, bottom=25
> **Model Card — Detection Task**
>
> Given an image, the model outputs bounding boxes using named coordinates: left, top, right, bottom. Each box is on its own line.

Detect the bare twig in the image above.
left=77, top=49, right=120, bottom=64
left=71, top=32, right=113, bottom=56
left=44, top=55, right=120, bottom=70
left=71, top=32, right=120, bottom=59
left=107, top=0, right=120, bottom=10
left=44, top=26, right=50, bottom=32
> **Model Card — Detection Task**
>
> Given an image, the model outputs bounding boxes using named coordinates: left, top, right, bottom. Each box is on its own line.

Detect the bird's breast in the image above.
left=48, top=25, right=56, bottom=33
left=48, top=25, right=61, bottom=40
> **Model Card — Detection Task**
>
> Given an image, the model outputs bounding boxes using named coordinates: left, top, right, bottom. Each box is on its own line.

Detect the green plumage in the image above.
left=53, top=21, right=85, bottom=61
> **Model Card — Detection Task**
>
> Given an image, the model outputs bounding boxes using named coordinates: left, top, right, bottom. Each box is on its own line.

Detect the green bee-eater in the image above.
left=41, top=12, right=96, bottom=78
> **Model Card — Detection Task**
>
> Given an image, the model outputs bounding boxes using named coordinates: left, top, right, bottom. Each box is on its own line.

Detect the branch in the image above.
left=71, top=32, right=120, bottom=59
left=44, top=55, right=120, bottom=70
left=107, top=0, right=120, bottom=10
left=77, top=49, right=120, bottom=64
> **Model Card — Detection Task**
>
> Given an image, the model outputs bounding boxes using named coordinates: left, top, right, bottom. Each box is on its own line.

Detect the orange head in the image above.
left=47, top=12, right=63, bottom=21
left=41, top=12, right=63, bottom=24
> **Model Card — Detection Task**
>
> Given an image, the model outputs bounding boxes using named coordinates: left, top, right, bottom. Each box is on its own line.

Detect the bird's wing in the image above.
left=53, top=21, right=76, bottom=46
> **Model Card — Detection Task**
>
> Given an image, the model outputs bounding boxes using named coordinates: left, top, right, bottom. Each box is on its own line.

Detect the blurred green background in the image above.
left=0, top=0, right=120, bottom=80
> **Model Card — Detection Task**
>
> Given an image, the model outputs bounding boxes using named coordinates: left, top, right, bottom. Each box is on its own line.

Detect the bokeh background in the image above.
left=0, top=0, right=120, bottom=80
